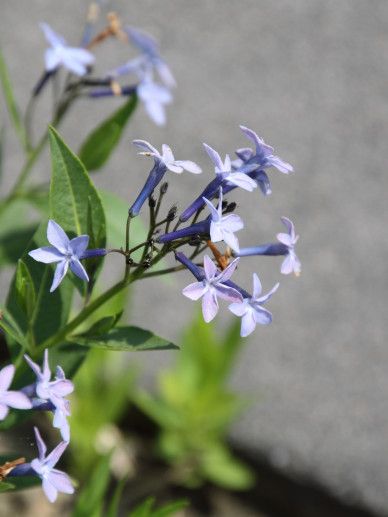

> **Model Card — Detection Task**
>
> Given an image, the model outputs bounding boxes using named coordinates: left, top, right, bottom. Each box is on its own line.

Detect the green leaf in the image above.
left=106, top=477, right=127, bottom=517
left=82, top=312, right=123, bottom=336
left=15, top=259, right=36, bottom=319
left=72, top=453, right=112, bottom=517
left=72, top=326, right=178, bottom=352
left=152, top=499, right=189, bottom=517
left=128, top=497, right=188, bottom=517
left=0, top=124, right=5, bottom=183
left=99, top=189, right=146, bottom=250
left=48, top=126, right=106, bottom=293
left=79, top=94, right=137, bottom=171
left=201, top=446, right=255, bottom=490
left=49, top=126, right=106, bottom=245
left=0, top=48, right=29, bottom=152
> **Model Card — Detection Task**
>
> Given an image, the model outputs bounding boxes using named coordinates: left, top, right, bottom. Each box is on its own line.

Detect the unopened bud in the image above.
left=167, top=205, right=177, bottom=221
left=148, top=195, right=156, bottom=208
left=224, top=202, right=237, bottom=214
left=160, top=182, right=169, bottom=195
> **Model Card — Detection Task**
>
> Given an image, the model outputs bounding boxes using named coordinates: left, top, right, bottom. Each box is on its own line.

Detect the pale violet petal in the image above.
left=202, top=290, right=219, bottom=322
left=0, top=365, right=15, bottom=392
left=69, top=235, right=89, bottom=257
left=174, top=160, right=202, bottom=174
left=216, top=257, right=240, bottom=282
left=48, top=470, right=74, bottom=494
left=253, top=306, right=273, bottom=325
left=44, top=48, right=61, bottom=71
left=280, top=217, right=295, bottom=239
left=229, top=300, right=248, bottom=317
left=50, top=260, right=69, bottom=292
left=256, top=282, right=280, bottom=304
left=203, top=197, right=220, bottom=222
left=132, top=139, right=160, bottom=155
left=240, top=310, right=257, bottom=337
left=277, top=233, right=293, bottom=247
left=144, top=100, right=166, bottom=126
left=69, top=258, right=89, bottom=282
left=280, top=254, right=294, bottom=275
left=0, top=404, right=9, bottom=420
left=1, top=391, right=32, bottom=410
left=215, top=284, right=242, bottom=303
left=34, top=427, right=47, bottom=461
left=252, top=273, right=263, bottom=299
left=161, top=144, right=175, bottom=164
left=40, top=23, right=66, bottom=47
left=221, top=213, right=244, bottom=232
left=182, top=282, right=206, bottom=300
left=203, top=143, right=224, bottom=171
left=222, top=231, right=240, bottom=253
left=42, top=478, right=58, bottom=503
left=209, top=221, right=224, bottom=243
left=29, top=246, right=64, bottom=264
left=203, top=255, right=217, bottom=280
left=45, top=441, right=68, bottom=469
left=47, top=220, right=69, bottom=253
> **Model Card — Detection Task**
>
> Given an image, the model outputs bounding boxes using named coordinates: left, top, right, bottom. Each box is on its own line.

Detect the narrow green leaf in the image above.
left=15, top=259, right=36, bottom=319
left=0, top=124, right=5, bottom=183
left=72, top=453, right=112, bottom=517
left=48, top=126, right=106, bottom=294
left=128, top=497, right=155, bottom=517
left=106, top=477, right=127, bottom=517
left=153, top=499, right=189, bottom=517
left=0, top=48, right=29, bottom=152
left=72, top=326, right=178, bottom=352
left=49, top=126, right=106, bottom=244
left=79, top=94, right=138, bottom=171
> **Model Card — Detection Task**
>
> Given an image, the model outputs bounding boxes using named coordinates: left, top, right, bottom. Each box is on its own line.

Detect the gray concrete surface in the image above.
left=1, top=1, right=388, bottom=514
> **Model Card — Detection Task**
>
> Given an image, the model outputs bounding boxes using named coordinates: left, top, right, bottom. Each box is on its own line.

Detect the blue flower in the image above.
left=28, top=220, right=103, bottom=292
left=40, top=23, right=94, bottom=76
left=137, top=75, right=173, bottom=126
left=129, top=140, right=201, bottom=217
left=24, top=350, right=73, bottom=441
left=181, top=255, right=242, bottom=323
left=229, top=274, right=279, bottom=336
left=10, top=428, right=74, bottom=503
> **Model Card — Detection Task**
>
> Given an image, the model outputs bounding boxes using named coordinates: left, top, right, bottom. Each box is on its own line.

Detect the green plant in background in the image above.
left=72, top=453, right=188, bottom=517
left=134, top=311, right=255, bottom=491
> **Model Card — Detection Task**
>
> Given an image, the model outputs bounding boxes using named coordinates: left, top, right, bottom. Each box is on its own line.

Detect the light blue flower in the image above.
left=229, top=274, right=279, bottom=337
left=30, top=427, right=74, bottom=502
left=29, top=220, right=90, bottom=292
left=24, top=350, right=73, bottom=441
left=137, top=75, right=173, bottom=126
left=203, top=187, right=244, bottom=252
left=40, top=22, right=95, bottom=76
left=182, top=255, right=242, bottom=322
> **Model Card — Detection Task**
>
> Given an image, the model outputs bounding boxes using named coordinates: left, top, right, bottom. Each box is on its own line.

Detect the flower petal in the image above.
left=229, top=300, right=248, bottom=317
left=48, top=469, right=74, bottom=494
left=1, top=391, right=32, bottom=410
left=182, top=282, right=206, bottom=300
left=45, top=441, right=68, bottom=469
left=203, top=197, right=220, bottom=222
left=50, top=260, right=69, bottom=292
left=202, top=290, right=219, bottom=322
left=215, top=284, right=243, bottom=303
left=0, top=404, right=9, bottom=420
left=203, top=143, right=224, bottom=171
left=40, top=23, right=66, bottom=47
left=252, top=273, right=263, bottom=299
left=240, top=310, right=257, bottom=337
left=34, top=427, right=47, bottom=461
left=203, top=255, right=217, bottom=280
left=47, top=220, right=69, bottom=253
left=42, top=478, right=58, bottom=503
left=174, top=160, right=202, bottom=174
left=29, top=246, right=64, bottom=264
left=216, top=257, right=240, bottom=282
left=69, top=235, right=89, bottom=257
left=0, top=365, right=15, bottom=392
left=44, top=48, right=61, bottom=71
left=69, top=258, right=89, bottom=283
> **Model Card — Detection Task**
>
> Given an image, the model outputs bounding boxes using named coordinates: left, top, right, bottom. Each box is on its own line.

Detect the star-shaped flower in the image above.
left=203, top=188, right=244, bottom=252
left=30, top=427, right=74, bottom=503
left=277, top=217, right=301, bottom=275
left=203, top=143, right=257, bottom=191
left=182, top=255, right=242, bottom=322
left=24, top=350, right=73, bottom=441
left=239, top=125, right=293, bottom=174
left=0, top=365, right=32, bottom=420
left=40, top=23, right=95, bottom=76
left=229, top=274, right=279, bottom=337
left=29, top=220, right=90, bottom=292
left=133, top=140, right=201, bottom=174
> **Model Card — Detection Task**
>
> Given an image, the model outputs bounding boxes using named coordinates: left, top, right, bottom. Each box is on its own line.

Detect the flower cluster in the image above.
left=2, top=351, right=74, bottom=502
left=29, top=125, right=299, bottom=337
left=37, top=17, right=175, bottom=125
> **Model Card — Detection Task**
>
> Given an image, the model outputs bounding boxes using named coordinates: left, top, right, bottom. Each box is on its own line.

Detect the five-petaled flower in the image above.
left=29, top=220, right=90, bottom=292
left=0, top=365, right=32, bottom=420
left=203, top=143, right=257, bottom=192
left=30, top=427, right=74, bottom=503
left=133, top=140, right=202, bottom=174
left=182, top=255, right=242, bottom=322
left=277, top=217, right=301, bottom=275
left=40, top=23, right=95, bottom=76
left=203, top=188, right=244, bottom=252
left=24, top=350, right=74, bottom=441
left=229, top=274, right=279, bottom=337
